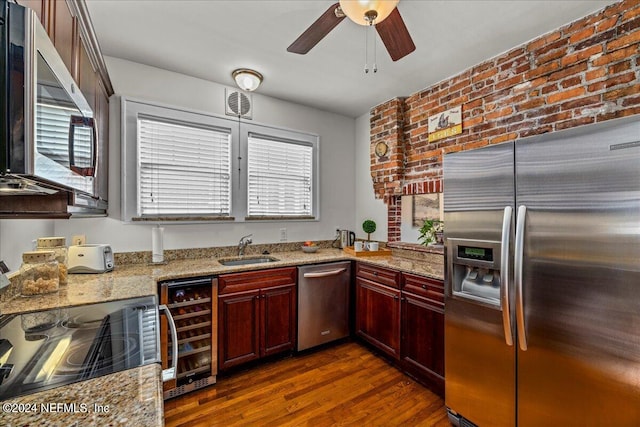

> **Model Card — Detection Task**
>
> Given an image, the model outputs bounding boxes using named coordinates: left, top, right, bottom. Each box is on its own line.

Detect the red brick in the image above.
left=609, top=60, right=633, bottom=74
left=570, top=27, right=596, bottom=44
left=561, top=95, right=603, bottom=110
left=622, top=95, right=640, bottom=106
left=495, top=75, right=525, bottom=91
left=596, top=16, right=618, bottom=33
left=605, top=71, right=637, bottom=88
left=528, top=31, right=562, bottom=52
left=539, top=111, right=573, bottom=124
left=490, top=132, right=518, bottom=144
left=556, top=117, right=595, bottom=130
left=592, top=45, right=639, bottom=66
left=560, top=45, right=603, bottom=67
left=586, top=68, right=607, bottom=81
left=519, top=125, right=553, bottom=138
left=622, top=4, right=640, bottom=21
left=486, top=107, right=514, bottom=120
left=607, top=29, right=640, bottom=50
left=561, top=76, right=583, bottom=89
left=603, top=83, right=640, bottom=100
left=588, top=81, right=607, bottom=92
left=537, top=48, right=568, bottom=66
left=526, top=61, right=561, bottom=80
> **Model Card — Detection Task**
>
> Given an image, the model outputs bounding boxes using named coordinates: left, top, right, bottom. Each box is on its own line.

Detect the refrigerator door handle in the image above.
left=159, top=304, right=178, bottom=381
left=515, top=205, right=528, bottom=351
left=500, top=206, right=514, bottom=346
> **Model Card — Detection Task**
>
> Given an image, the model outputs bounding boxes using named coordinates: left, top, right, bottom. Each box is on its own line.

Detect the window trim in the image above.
left=121, top=97, right=320, bottom=223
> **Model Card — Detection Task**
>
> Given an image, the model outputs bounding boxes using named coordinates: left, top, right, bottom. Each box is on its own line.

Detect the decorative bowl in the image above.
left=301, top=245, right=319, bottom=253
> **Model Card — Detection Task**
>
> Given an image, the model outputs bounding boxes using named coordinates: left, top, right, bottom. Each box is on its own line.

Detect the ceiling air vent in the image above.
left=225, top=88, right=253, bottom=119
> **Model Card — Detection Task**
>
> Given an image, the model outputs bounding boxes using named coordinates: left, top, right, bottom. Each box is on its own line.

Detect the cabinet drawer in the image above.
left=219, top=267, right=296, bottom=294
left=402, top=273, right=444, bottom=305
left=356, top=263, right=400, bottom=289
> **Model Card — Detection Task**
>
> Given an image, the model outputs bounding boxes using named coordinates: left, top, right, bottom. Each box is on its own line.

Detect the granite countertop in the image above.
left=0, top=247, right=443, bottom=426
left=0, top=364, right=163, bottom=427
left=0, top=248, right=444, bottom=316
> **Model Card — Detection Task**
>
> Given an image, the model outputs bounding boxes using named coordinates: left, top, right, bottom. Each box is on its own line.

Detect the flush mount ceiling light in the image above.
left=339, top=0, right=399, bottom=25
left=232, top=69, right=263, bottom=92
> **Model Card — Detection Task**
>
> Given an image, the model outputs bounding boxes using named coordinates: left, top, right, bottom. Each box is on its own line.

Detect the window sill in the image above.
left=131, top=216, right=235, bottom=222
left=244, top=215, right=316, bottom=221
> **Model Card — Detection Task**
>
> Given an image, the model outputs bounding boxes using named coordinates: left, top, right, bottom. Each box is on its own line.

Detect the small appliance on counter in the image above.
left=68, top=244, right=114, bottom=274
left=337, top=230, right=355, bottom=248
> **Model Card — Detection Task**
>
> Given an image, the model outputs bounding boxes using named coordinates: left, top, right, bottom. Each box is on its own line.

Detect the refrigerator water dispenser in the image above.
left=447, top=238, right=502, bottom=308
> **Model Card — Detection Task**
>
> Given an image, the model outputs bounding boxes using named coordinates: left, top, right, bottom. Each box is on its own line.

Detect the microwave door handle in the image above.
left=514, top=205, right=528, bottom=351
left=68, top=116, right=97, bottom=177
left=500, top=206, right=514, bottom=346
left=158, top=304, right=178, bottom=382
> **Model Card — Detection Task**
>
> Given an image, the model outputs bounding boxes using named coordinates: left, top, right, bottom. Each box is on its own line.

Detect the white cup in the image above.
left=369, top=242, right=379, bottom=251
left=354, top=241, right=363, bottom=251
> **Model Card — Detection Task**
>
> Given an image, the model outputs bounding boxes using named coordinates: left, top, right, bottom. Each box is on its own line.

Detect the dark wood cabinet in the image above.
left=356, top=263, right=444, bottom=396
left=48, top=0, right=77, bottom=77
left=218, top=268, right=297, bottom=371
left=355, top=264, right=401, bottom=360
left=401, top=273, right=444, bottom=395
left=218, top=289, right=261, bottom=369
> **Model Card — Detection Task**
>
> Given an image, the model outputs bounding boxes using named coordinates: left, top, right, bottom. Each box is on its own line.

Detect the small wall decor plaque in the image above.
left=428, top=106, right=462, bottom=142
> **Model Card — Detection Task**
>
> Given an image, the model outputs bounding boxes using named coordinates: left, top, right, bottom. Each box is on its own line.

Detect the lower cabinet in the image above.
left=356, top=263, right=444, bottom=396
left=355, top=276, right=401, bottom=360
left=218, top=267, right=297, bottom=371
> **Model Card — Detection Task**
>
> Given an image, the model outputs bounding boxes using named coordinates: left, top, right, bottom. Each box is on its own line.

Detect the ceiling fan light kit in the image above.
left=339, top=0, right=399, bottom=25
left=232, top=68, right=263, bottom=92
left=287, top=1, right=415, bottom=63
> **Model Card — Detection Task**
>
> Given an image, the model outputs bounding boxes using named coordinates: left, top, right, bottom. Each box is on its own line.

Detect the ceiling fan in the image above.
left=287, top=0, right=416, bottom=62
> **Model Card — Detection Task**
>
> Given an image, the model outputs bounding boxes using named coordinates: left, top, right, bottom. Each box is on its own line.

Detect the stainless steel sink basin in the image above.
left=217, top=256, right=279, bottom=266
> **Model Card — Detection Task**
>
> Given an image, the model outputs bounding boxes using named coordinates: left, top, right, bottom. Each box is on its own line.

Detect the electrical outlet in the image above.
left=72, top=234, right=86, bottom=246
left=279, top=228, right=287, bottom=242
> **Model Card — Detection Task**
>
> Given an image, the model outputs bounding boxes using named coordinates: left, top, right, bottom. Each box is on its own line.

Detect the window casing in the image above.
left=122, top=98, right=319, bottom=222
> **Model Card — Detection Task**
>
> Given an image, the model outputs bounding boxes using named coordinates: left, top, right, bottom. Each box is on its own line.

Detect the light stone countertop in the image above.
left=0, top=247, right=443, bottom=426
left=0, top=364, right=163, bottom=427
left=0, top=248, right=444, bottom=316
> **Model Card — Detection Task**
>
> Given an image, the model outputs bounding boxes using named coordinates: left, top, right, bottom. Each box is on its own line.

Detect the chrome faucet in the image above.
left=238, top=234, right=253, bottom=256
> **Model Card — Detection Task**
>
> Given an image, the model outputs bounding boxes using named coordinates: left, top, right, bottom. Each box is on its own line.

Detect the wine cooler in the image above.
left=159, top=276, right=218, bottom=399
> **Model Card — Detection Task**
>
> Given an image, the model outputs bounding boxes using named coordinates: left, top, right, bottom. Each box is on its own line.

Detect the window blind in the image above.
left=35, top=103, right=92, bottom=168
left=247, top=134, right=313, bottom=217
left=137, top=118, right=232, bottom=217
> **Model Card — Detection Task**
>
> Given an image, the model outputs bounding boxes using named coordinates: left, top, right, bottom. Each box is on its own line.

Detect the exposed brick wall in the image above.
left=371, top=0, right=640, bottom=242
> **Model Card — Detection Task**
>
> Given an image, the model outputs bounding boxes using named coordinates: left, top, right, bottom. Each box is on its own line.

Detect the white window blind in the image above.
left=137, top=118, right=231, bottom=217
left=35, top=103, right=92, bottom=168
left=247, top=134, right=313, bottom=217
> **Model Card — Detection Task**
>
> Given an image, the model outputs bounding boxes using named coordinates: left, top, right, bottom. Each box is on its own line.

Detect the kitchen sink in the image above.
left=217, top=256, right=279, bottom=266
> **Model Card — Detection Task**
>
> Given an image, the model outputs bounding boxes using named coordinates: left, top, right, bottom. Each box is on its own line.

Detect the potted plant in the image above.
left=418, top=219, right=444, bottom=246
left=362, top=219, right=376, bottom=248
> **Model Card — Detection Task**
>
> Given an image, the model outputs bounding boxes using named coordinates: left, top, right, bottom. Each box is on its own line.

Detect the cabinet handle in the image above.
left=373, top=271, right=378, bottom=276
left=394, top=295, right=399, bottom=300
left=422, top=284, right=427, bottom=289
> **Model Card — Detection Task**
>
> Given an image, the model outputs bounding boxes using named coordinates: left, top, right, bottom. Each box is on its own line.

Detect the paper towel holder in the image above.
left=149, top=225, right=167, bottom=265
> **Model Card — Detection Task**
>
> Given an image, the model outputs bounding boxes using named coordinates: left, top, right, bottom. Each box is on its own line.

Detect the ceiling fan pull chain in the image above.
left=373, top=26, right=377, bottom=73
left=364, top=26, right=369, bottom=73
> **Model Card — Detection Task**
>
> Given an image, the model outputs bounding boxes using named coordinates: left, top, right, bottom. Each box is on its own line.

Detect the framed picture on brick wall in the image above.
left=428, top=106, right=462, bottom=142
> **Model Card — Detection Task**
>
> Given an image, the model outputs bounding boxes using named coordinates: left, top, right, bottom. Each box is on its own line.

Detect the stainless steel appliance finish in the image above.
left=0, top=295, right=169, bottom=400
left=1, top=1, right=104, bottom=214
left=444, top=116, right=640, bottom=426
left=297, top=261, right=351, bottom=351
left=338, top=230, right=356, bottom=248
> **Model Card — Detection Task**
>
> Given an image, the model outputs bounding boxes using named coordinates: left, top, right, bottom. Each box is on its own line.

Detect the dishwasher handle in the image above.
left=159, top=304, right=178, bottom=382
left=303, top=268, right=347, bottom=278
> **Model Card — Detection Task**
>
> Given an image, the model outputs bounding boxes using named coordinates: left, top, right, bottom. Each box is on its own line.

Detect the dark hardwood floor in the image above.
left=164, top=341, right=449, bottom=426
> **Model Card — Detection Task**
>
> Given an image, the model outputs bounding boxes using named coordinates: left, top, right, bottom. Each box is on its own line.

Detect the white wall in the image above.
left=354, top=112, right=387, bottom=242
left=0, top=220, right=55, bottom=272
left=50, top=57, right=357, bottom=253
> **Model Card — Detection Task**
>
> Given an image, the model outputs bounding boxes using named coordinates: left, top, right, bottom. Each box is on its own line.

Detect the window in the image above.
left=247, top=133, right=313, bottom=218
left=122, top=98, right=318, bottom=222
left=137, top=118, right=231, bottom=217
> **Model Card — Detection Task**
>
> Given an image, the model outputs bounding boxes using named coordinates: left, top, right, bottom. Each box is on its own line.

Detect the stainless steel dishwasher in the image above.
left=297, top=261, right=351, bottom=351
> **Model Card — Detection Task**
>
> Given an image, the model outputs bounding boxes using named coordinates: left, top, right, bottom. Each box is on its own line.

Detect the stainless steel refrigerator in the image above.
left=443, top=116, right=640, bottom=426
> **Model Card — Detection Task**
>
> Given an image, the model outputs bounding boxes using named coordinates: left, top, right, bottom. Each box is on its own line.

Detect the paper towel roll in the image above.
left=152, top=226, right=164, bottom=263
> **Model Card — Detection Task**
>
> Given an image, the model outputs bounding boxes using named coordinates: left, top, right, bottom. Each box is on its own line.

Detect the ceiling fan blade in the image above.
left=375, top=7, right=416, bottom=61
left=287, top=3, right=345, bottom=54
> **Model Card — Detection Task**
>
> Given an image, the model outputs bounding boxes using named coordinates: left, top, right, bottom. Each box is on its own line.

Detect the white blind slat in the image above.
left=247, top=136, right=313, bottom=217
left=138, top=118, right=232, bottom=216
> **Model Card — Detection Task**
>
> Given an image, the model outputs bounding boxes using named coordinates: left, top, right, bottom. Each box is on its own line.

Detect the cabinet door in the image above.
left=17, top=0, right=47, bottom=28
left=401, top=292, right=444, bottom=394
left=218, top=290, right=260, bottom=370
left=261, top=284, right=297, bottom=357
left=355, top=277, right=401, bottom=359
left=49, top=0, right=76, bottom=77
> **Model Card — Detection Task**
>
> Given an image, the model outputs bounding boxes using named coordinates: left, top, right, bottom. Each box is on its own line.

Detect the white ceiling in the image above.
left=85, top=0, right=614, bottom=118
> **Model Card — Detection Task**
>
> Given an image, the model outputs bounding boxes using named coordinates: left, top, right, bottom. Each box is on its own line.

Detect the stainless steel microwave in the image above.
left=0, top=1, right=105, bottom=213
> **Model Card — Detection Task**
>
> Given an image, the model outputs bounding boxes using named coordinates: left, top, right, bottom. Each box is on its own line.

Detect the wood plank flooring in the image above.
left=164, top=342, right=449, bottom=426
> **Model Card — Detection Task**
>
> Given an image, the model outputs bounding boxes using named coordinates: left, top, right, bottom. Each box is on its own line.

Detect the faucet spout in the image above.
left=238, top=234, right=253, bottom=256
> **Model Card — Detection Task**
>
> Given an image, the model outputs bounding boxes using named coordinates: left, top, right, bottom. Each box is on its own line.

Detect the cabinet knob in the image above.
left=373, top=271, right=378, bottom=276
left=422, top=284, right=427, bottom=289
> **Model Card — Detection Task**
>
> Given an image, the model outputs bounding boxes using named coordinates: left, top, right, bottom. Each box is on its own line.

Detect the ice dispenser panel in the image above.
left=448, top=239, right=502, bottom=307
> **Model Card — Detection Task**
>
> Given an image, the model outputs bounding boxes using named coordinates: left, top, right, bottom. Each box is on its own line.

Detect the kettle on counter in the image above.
left=338, top=230, right=355, bottom=248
